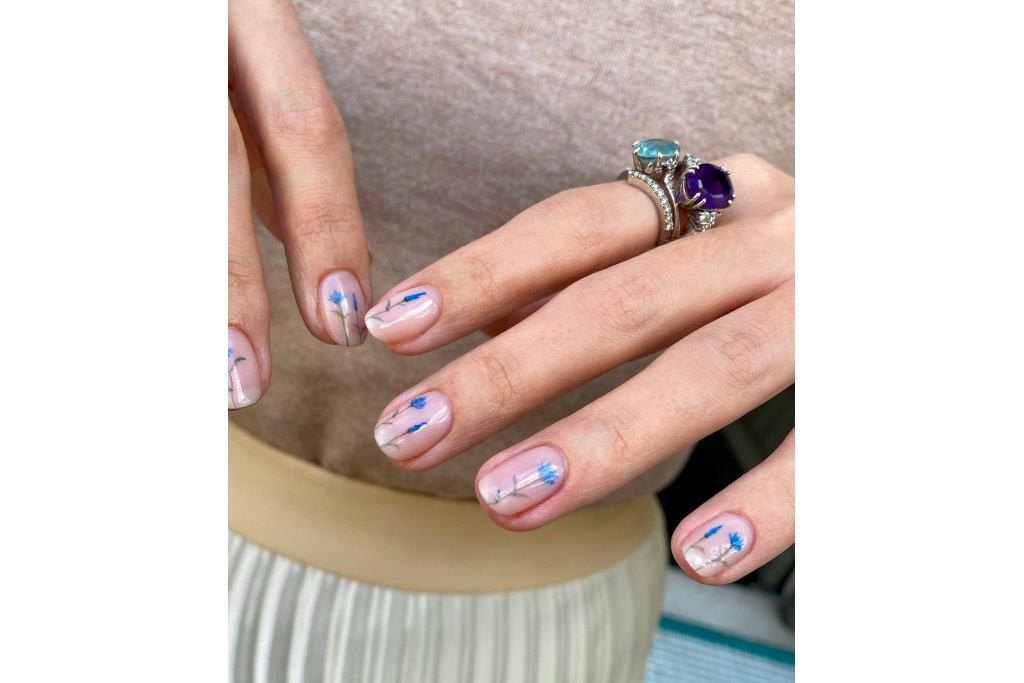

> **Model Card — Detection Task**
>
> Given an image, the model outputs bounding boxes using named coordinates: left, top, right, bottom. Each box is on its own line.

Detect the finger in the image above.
left=479, top=294, right=555, bottom=337
left=229, top=0, right=371, bottom=346
left=371, top=203, right=793, bottom=469
left=670, top=430, right=794, bottom=585
left=473, top=281, right=794, bottom=531
left=228, top=102, right=271, bottom=409
left=364, top=153, right=792, bottom=353
left=229, top=87, right=279, bottom=240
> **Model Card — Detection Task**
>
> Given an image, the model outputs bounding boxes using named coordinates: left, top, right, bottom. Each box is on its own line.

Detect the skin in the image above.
left=226, top=0, right=794, bottom=585
left=228, top=0, right=372, bottom=409
left=367, top=154, right=796, bottom=585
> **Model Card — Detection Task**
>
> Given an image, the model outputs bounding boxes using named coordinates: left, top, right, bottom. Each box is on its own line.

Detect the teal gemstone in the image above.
left=634, top=138, right=679, bottom=166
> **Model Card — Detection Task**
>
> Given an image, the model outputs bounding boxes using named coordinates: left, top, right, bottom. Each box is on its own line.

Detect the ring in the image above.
left=620, top=139, right=735, bottom=244
left=675, top=154, right=735, bottom=235
left=620, top=138, right=681, bottom=245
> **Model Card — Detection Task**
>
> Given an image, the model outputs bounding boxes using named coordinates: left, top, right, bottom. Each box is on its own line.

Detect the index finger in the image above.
left=363, top=154, right=789, bottom=354
left=229, top=0, right=371, bottom=346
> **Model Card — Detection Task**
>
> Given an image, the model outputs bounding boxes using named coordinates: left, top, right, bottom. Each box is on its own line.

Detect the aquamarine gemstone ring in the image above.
left=621, top=138, right=682, bottom=245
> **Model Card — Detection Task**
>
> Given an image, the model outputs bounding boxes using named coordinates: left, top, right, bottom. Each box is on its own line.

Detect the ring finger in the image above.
left=475, top=281, right=794, bottom=531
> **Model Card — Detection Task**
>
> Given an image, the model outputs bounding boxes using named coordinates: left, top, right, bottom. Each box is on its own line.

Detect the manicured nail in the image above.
left=364, top=285, right=440, bottom=343
left=679, top=513, right=754, bottom=578
left=478, top=446, right=567, bottom=516
left=228, top=327, right=261, bottom=410
left=373, top=390, right=452, bottom=461
left=319, top=270, right=367, bottom=347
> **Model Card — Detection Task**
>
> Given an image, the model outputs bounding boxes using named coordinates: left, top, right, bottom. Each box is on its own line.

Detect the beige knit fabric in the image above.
left=230, top=0, right=795, bottom=500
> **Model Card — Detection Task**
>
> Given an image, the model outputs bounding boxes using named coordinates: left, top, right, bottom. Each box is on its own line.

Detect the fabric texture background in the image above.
left=229, top=0, right=795, bottom=502
left=229, top=518, right=666, bottom=683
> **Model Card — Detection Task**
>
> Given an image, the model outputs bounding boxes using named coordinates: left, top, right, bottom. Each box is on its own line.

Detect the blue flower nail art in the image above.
left=703, top=525, right=723, bottom=539
left=538, top=461, right=559, bottom=486
left=365, top=291, right=427, bottom=323
left=378, top=396, right=429, bottom=429
left=327, top=287, right=364, bottom=346
left=493, top=461, right=560, bottom=504
left=379, top=421, right=429, bottom=450
left=228, top=345, right=247, bottom=408
left=685, top=523, right=748, bottom=574
left=374, top=397, right=434, bottom=450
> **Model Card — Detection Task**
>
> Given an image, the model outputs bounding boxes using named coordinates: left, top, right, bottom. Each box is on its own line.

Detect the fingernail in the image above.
left=228, top=327, right=261, bottom=410
left=364, top=285, right=440, bottom=343
left=478, top=446, right=567, bottom=516
left=319, top=270, right=367, bottom=347
left=679, top=513, right=754, bottom=578
left=373, top=390, right=452, bottom=461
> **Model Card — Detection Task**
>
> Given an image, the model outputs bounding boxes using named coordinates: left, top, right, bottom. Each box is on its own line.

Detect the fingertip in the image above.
left=317, top=270, right=369, bottom=347
left=228, top=326, right=266, bottom=410
left=671, top=512, right=755, bottom=585
left=363, top=285, right=441, bottom=346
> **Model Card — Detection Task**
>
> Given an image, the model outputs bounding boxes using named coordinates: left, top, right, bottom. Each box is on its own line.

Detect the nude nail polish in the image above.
left=364, top=285, right=440, bottom=343
left=478, top=446, right=567, bottom=516
left=228, top=327, right=261, bottom=409
left=319, top=270, right=367, bottom=347
left=679, top=513, right=754, bottom=578
left=373, top=391, right=452, bottom=461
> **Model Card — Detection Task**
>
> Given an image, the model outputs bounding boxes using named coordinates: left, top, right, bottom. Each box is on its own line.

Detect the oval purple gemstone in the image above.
left=681, top=164, right=733, bottom=210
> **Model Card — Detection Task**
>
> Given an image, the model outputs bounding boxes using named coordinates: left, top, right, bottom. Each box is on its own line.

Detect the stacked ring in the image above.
left=621, top=138, right=736, bottom=245
left=620, top=138, right=682, bottom=245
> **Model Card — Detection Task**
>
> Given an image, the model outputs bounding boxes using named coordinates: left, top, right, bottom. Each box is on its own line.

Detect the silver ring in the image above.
left=620, top=139, right=681, bottom=245
left=621, top=139, right=735, bottom=244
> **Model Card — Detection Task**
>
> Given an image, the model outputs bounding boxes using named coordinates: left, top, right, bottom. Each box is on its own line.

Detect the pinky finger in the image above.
left=671, top=430, right=795, bottom=585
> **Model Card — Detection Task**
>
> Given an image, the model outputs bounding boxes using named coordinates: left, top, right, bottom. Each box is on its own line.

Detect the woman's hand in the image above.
left=365, top=153, right=794, bottom=584
left=228, top=0, right=370, bottom=410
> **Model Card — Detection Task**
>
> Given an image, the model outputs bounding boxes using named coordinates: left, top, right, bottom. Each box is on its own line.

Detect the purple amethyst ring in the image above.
left=675, top=153, right=735, bottom=235
left=620, top=139, right=735, bottom=245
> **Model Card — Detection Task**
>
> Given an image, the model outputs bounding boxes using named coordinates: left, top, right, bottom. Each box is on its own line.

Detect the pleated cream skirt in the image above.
left=228, top=423, right=667, bottom=683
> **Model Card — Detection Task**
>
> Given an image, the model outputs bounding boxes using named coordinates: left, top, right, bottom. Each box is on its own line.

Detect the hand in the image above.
left=365, top=154, right=794, bottom=584
left=227, top=0, right=371, bottom=410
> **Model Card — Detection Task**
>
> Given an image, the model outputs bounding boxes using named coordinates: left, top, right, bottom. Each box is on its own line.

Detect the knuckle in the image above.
left=572, top=405, right=649, bottom=475
left=227, top=255, right=264, bottom=293
left=540, top=187, right=614, bottom=259
left=450, top=248, right=504, bottom=307
left=266, top=85, right=346, bottom=149
left=469, top=351, right=527, bottom=416
left=289, top=200, right=362, bottom=242
left=588, top=407, right=634, bottom=459
left=576, top=267, right=665, bottom=340
left=701, top=321, right=774, bottom=391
